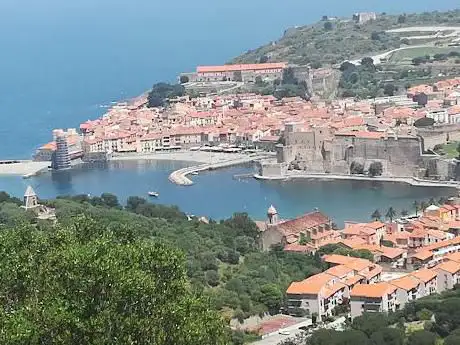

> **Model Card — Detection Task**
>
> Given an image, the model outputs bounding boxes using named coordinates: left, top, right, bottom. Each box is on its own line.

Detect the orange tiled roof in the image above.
left=325, top=265, right=354, bottom=278
left=351, top=283, right=397, bottom=298
left=436, top=260, right=460, bottom=274
left=390, top=275, right=421, bottom=291
left=412, top=250, right=433, bottom=261
left=444, top=252, right=460, bottom=263
left=197, top=62, right=287, bottom=73
left=286, top=273, right=333, bottom=295
left=410, top=268, right=437, bottom=283
left=278, top=211, right=330, bottom=235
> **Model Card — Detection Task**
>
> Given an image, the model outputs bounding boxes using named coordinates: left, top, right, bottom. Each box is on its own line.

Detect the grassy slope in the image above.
left=230, top=10, right=460, bottom=66
left=389, top=47, right=460, bottom=63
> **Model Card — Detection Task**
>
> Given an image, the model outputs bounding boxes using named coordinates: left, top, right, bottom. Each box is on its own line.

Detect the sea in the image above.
left=0, top=0, right=458, bottom=223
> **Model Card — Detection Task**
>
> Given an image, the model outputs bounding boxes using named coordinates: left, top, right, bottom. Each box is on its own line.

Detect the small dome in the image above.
left=426, top=204, right=439, bottom=211
left=267, top=205, right=278, bottom=215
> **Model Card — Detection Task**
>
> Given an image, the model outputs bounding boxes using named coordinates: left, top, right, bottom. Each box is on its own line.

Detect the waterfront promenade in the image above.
left=254, top=172, right=460, bottom=189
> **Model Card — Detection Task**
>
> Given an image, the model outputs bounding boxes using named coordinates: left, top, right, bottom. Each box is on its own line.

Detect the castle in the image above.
left=258, top=123, right=429, bottom=178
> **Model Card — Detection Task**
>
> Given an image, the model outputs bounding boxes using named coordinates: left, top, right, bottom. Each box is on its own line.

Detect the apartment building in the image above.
left=436, top=260, right=460, bottom=292
left=350, top=283, right=398, bottom=319
left=390, top=275, right=425, bottom=308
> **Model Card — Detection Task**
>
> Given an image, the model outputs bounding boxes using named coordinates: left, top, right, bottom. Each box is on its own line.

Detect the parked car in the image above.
left=278, top=330, right=290, bottom=336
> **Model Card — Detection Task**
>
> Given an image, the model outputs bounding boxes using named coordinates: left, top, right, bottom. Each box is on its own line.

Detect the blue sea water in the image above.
left=0, top=0, right=458, bottom=221
left=0, top=161, right=455, bottom=226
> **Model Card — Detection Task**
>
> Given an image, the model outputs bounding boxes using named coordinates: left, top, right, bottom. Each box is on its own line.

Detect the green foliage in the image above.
left=258, top=284, right=283, bottom=315
left=407, top=330, right=437, bottom=345
left=371, top=209, right=382, bottom=221
left=352, top=313, right=389, bottom=337
left=370, top=327, right=404, bottom=345
left=350, top=161, right=364, bottom=174
left=147, top=82, right=185, bottom=108
left=323, top=21, right=333, bottom=31
left=179, top=75, right=189, bottom=84
left=0, top=216, right=228, bottom=345
left=369, top=161, right=383, bottom=177
left=385, top=207, right=397, bottom=222
left=416, top=308, right=433, bottom=321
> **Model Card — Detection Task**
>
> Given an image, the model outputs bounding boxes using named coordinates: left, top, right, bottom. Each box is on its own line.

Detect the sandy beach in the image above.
left=110, top=151, right=250, bottom=164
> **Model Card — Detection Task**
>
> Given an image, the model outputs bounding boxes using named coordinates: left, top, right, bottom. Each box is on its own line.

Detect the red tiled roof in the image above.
left=278, top=211, right=330, bottom=235
left=197, top=63, right=287, bottom=73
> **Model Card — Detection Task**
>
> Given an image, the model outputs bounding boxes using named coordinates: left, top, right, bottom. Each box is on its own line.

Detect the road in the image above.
left=252, top=317, right=346, bottom=345
left=348, top=45, right=431, bottom=65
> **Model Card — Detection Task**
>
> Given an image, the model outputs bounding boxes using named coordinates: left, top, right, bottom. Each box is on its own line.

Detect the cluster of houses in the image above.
left=260, top=200, right=460, bottom=320
left=33, top=72, right=460, bottom=160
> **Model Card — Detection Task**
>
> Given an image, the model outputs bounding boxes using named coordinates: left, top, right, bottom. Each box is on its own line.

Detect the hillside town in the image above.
left=33, top=63, right=460, bottom=182
left=255, top=198, right=460, bottom=321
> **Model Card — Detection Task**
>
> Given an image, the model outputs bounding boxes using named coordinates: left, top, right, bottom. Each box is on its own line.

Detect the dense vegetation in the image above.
left=231, top=10, right=460, bottom=66
left=0, top=195, right=227, bottom=344
left=147, top=82, right=185, bottom=107
left=0, top=193, right=328, bottom=327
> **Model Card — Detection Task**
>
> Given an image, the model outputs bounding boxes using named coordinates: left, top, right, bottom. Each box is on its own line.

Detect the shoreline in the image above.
left=254, top=173, right=460, bottom=189
left=110, top=151, right=254, bottom=164
left=0, top=160, right=49, bottom=178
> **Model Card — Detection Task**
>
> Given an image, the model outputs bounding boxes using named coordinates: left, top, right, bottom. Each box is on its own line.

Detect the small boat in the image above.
left=191, top=171, right=199, bottom=175
left=148, top=192, right=159, bottom=197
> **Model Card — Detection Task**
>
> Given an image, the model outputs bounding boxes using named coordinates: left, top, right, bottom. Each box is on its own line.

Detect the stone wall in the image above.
left=274, top=130, right=424, bottom=177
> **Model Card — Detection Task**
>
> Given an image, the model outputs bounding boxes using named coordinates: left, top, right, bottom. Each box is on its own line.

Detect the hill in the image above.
left=231, top=10, right=460, bottom=67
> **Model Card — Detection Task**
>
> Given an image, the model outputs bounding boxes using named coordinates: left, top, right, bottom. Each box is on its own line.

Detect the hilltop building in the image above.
left=353, top=12, right=377, bottom=24
left=179, top=63, right=287, bottom=83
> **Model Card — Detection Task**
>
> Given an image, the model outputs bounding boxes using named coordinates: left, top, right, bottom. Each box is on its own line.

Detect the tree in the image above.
left=233, top=71, right=243, bottom=82
left=0, top=217, right=228, bottom=345
left=352, top=313, right=389, bottom=336
left=147, top=82, right=185, bottom=108
left=401, top=209, right=409, bottom=217
left=100, top=192, right=120, bottom=208
left=407, top=330, right=437, bottom=345
left=126, top=196, right=147, bottom=211
left=205, top=270, right=220, bottom=287
left=255, top=76, right=264, bottom=86
left=368, top=161, right=383, bottom=177
left=324, top=21, right=333, bottom=31
left=384, top=83, right=396, bottom=96
left=370, top=327, right=404, bottom=345
left=179, top=75, right=189, bottom=84
left=350, top=161, right=364, bottom=175
left=259, top=55, right=269, bottom=63
left=445, top=334, right=460, bottom=345
left=413, top=201, right=420, bottom=216
left=416, top=308, right=433, bottom=321
left=371, top=209, right=382, bottom=221
left=386, top=207, right=397, bottom=222
left=361, top=57, right=375, bottom=69
left=282, top=67, right=298, bottom=85
left=339, top=61, right=356, bottom=72
left=259, top=284, right=283, bottom=315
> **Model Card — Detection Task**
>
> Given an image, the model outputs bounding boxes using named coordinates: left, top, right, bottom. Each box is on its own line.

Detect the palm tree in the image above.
left=386, top=207, right=397, bottom=222
left=371, top=209, right=382, bottom=221
left=438, top=197, right=448, bottom=205
left=429, top=197, right=436, bottom=206
left=413, top=201, right=420, bottom=216
left=420, top=201, right=429, bottom=213
left=401, top=209, right=409, bottom=217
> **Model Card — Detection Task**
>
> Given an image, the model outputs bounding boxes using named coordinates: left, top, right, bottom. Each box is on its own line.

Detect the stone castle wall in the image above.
left=271, top=131, right=424, bottom=177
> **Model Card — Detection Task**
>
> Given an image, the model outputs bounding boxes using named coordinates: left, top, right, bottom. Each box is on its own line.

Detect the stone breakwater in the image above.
left=254, top=172, right=460, bottom=189
left=169, top=154, right=269, bottom=186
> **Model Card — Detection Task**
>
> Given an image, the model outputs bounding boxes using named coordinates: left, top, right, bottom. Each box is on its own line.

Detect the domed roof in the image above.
left=267, top=205, right=278, bottom=215
left=426, top=204, right=440, bottom=211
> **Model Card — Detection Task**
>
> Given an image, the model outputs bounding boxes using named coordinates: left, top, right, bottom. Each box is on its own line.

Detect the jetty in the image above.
left=0, top=160, right=49, bottom=178
left=169, top=154, right=266, bottom=186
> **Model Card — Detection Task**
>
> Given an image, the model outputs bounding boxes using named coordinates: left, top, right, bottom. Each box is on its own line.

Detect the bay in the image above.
left=0, top=160, right=455, bottom=226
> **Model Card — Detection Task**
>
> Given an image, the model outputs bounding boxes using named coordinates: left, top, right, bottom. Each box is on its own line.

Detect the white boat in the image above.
left=191, top=172, right=199, bottom=175
left=148, top=192, right=159, bottom=197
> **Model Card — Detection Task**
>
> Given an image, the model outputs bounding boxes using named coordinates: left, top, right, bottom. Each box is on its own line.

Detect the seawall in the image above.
left=254, top=172, right=460, bottom=189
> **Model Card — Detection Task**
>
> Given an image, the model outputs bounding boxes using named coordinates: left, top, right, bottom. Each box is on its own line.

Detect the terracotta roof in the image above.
left=436, top=260, right=460, bottom=274
left=343, top=274, right=365, bottom=286
left=412, top=250, right=433, bottom=261
left=197, top=62, right=287, bottom=73
left=362, top=265, right=383, bottom=280
left=323, top=282, right=347, bottom=298
left=381, top=247, right=406, bottom=259
left=390, top=275, right=421, bottom=291
left=278, top=211, right=330, bottom=235
left=286, top=273, right=333, bottom=295
left=323, top=254, right=357, bottom=266
left=325, top=265, right=354, bottom=278
left=410, top=268, right=437, bottom=283
left=283, top=243, right=314, bottom=253
left=351, top=283, right=397, bottom=298
left=444, top=252, right=460, bottom=263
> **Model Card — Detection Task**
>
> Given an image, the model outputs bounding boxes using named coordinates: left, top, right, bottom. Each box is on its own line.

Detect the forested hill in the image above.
left=230, top=10, right=460, bottom=66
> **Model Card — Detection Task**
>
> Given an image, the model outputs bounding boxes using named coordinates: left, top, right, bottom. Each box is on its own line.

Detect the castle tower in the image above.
left=267, top=205, right=279, bottom=225
left=23, top=185, right=39, bottom=210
